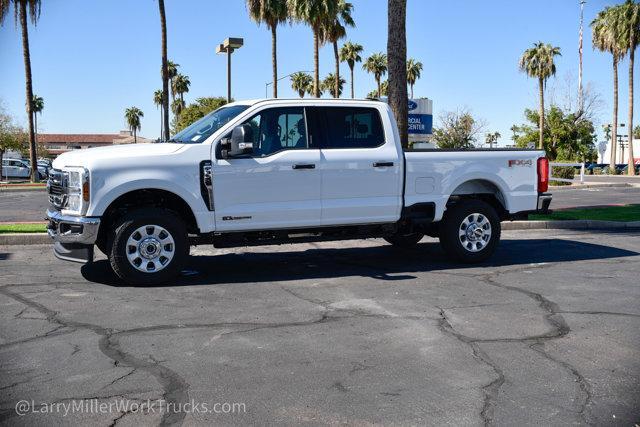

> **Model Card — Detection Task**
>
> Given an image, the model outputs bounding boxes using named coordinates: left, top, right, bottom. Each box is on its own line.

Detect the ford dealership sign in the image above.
left=407, top=98, right=433, bottom=136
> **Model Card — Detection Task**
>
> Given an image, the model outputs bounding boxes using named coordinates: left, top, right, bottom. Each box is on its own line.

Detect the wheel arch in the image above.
left=447, top=178, right=509, bottom=219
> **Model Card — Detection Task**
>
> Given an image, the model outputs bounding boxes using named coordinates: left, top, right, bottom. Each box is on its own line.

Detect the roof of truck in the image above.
left=226, top=98, right=386, bottom=107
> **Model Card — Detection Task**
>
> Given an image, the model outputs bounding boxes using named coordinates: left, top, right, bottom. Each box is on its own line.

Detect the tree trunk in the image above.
left=160, top=107, right=163, bottom=141
left=19, top=1, right=37, bottom=182
left=271, top=25, right=278, bottom=98
left=313, top=29, right=320, bottom=98
left=387, top=0, right=408, bottom=149
left=376, top=77, right=381, bottom=98
left=410, top=83, right=414, bottom=99
left=350, top=65, right=354, bottom=99
left=134, top=128, right=137, bottom=144
left=333, top=40, right=340, bottom=98
left=628, top=45, right=635, bottom=175
left=611, top=57, right=618, bottom=170
left=159, top=0, right=170, bottom=141
left=538, top=76, right=544, bottom=150
left=34, top=113, right=38, bottom=146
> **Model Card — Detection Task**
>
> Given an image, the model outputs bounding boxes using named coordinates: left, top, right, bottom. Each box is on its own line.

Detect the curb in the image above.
left=503, top=220, right=640, bottom=231
left=550, top=183, right=639, bottom=191
left=0, top=186, right=46, bottom=192
left=0, top=233, right=50, bottom=245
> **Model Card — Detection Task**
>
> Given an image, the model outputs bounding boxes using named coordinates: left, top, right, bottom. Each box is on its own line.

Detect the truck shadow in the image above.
left=81, top=237, right=639, bottom=287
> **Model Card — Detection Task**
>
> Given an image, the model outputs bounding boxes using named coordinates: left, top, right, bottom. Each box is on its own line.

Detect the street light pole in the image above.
left=216, top=38, right=244, bottom=103
left=265, top=71, right=314, bottom=98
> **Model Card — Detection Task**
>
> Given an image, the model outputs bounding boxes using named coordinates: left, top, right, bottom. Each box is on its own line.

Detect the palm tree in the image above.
left=485, top=131, right=501, bottom=148
left=406, top=58, right=423, bottom=99
left=247, top=0, right=288, bottom=98
left=153, top=89, right=164, bottom=140
left=1, top=0, right=42, bottom=182
left=321, top=0, right=355, bottom=99
left=363, top=52, right=387, bottom=98
left=387, top=0, right=408, bottom=148
left=322, top=73, right=346, bottom=97
left=31, top=94, right=43, bottom=145
left=162, top=60, right=180, bottom=102
left=592, top=6, right=625, bottom=169
left=158, top=0, right=170, bottom=142
left=288, top=0, right=339, bottom=98
left=171, top=99, right=185, bottom=120
left=290, top=72, right=313, bottom=97
left=519, top=42, right=561, bottom=150
left=339, top=41, right=363, bottom=98
left=172, top=73, right=191, bottom=103
left=124, top=107, right=144, bottom=144
left=621, top=0, right=639, bottom=175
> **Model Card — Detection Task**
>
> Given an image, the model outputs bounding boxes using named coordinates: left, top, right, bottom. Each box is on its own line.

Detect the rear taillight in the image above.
left=537, top=157, right=549, bottom=193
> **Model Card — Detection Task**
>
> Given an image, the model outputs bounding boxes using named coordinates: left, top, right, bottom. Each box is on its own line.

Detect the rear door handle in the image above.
left=373, top=161, right=394, bottom=167
left=292, top=163, right=316, bottom=170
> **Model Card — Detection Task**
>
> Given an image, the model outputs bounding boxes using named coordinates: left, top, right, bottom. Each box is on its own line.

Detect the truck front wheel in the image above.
left=109, top=208, right=188, bottom=285
left=439, top=200, right=500, bottom=263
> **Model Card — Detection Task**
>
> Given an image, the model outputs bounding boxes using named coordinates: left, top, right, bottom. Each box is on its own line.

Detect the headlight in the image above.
left=62, top=167, right=89, bottom=215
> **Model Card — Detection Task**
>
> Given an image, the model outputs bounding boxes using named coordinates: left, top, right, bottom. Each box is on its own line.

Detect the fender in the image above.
left=87, top=178, right=214, bottom=232
left=445, top=172, right=511, bottom=211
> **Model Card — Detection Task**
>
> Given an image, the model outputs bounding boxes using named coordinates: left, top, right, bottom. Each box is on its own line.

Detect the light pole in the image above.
left=265, top=71, right=313, bottom=98
left=216, top=37, right=244, bottom=103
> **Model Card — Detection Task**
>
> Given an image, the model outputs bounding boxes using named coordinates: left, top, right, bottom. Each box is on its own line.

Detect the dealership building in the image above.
left=36, top=131, right=153, bottom=157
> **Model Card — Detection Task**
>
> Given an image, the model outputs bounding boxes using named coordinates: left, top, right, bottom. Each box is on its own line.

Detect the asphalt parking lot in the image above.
left=1, top=229, right=639, bottom=426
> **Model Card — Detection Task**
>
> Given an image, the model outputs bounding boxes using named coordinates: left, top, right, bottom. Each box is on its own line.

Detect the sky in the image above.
left=0, top=0, right=637, bottom=145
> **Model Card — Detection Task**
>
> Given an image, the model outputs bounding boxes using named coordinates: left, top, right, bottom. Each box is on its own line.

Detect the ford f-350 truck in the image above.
left=46, top=99, right=551, bottom=285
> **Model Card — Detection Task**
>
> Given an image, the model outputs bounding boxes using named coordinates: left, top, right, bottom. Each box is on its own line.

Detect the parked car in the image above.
left=1, top=158, right=46, bottom=180
left=37, top=159, right=52, bottom=176
left=46, top=99, right=552, bottom=285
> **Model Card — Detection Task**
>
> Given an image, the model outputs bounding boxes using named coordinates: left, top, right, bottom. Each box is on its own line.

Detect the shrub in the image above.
left=550, top=166, right=575, bottom=186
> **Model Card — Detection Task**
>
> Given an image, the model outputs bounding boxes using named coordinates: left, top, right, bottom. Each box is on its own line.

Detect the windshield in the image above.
left=169, top=104, right=249, bottom=144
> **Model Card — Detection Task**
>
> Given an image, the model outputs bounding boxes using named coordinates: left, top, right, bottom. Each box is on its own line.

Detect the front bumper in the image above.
left=46, top=209, right=100, bottom=263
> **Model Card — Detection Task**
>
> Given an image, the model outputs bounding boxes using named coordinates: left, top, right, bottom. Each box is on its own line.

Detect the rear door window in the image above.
left=319, top=107, right=385, bottom=149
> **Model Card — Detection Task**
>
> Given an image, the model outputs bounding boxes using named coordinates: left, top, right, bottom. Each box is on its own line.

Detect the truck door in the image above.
left=212, top=106, right=321, bottom=232
left=316, top=106, right=402, bottom=225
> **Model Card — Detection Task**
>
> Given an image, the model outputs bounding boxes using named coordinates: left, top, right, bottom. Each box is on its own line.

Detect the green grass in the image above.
left=0, top=223, right=47, bottom=234
left=530, top=205, right=640, bottom=222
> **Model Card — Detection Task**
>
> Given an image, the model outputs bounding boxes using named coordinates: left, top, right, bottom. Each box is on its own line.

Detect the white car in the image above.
left=1, top=158, right=47, bottom=180
left=46, top=99, right=551, bottom=285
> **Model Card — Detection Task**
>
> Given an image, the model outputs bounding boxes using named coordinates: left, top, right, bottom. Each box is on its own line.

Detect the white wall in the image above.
left=598, top=138, right=640, bottom=164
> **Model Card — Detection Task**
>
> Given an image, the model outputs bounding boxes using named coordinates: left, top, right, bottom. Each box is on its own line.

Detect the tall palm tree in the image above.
left=246, top=0, right=288, bottom=98
left=387, top=0, right=408, bottom=148
left=363, top=52, right=387, bottom=98
left=153, top=89, right=164, bottom=140
left=321, top=73, right=346, bottom=97
left=172, top=73, right=190, bottom=103
left=158, top=0, right=170, bottom=141
left=339, top=41, right=363, bottom=98
left=592, top=6, right=625, bottom=169
left=621, top=0, right=639, bottom=175
left=321, top=0, right=354, bottom=99
left=290, top=72, right=313, bottom=97
left=124, top=107, right=144, bottom=144
left=406, top=58, right=423, bottom=99
left=519, top=42, right=561, bottom=150
left=288, top=0, right=339, bottom=98
left=31, top=94, right=43, bottom=145
left=162, top=60, right=180, bottom=103
left=1, top=0, right=42, bottom=182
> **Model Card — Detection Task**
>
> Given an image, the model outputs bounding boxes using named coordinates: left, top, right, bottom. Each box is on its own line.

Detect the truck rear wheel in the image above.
left=109, top=208, right=188, bottom=285
left=439, top=200, right=500, bottom=263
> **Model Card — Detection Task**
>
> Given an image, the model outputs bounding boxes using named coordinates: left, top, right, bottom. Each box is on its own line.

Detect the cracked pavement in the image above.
left=0, top=229, right=639, bottom=426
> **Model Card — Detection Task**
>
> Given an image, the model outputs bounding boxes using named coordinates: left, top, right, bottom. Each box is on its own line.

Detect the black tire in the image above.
left=109, top=208, right=189, bottom=285
left=384, top=232, right=424, bottom=248
left=439, top=200, right=500, bottom=263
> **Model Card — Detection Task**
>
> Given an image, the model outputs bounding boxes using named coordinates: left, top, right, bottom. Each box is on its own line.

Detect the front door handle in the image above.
left=292, top=163, right=316, bottom=170
left=373, top=161, right=394, bottom=167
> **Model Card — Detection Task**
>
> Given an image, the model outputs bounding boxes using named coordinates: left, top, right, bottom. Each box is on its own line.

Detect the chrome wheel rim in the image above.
left=126, top=225, right=175, bottom=273
left=458, top=213, right=492, bottom=253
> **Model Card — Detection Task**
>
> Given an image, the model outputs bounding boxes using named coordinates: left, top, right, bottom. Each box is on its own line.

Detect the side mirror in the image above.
left=228, top=124, right=254, bottom=157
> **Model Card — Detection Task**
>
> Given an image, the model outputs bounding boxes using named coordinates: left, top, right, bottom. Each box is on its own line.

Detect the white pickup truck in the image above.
left=46, top=99, right=551, bottom=285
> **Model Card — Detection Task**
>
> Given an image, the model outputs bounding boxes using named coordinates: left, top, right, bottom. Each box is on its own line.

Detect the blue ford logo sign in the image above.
left=408, top=100, right=417, bottom=111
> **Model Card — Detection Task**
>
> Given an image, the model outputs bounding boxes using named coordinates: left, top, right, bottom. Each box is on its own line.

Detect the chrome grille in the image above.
left=47, top=169, right=68, bottom=209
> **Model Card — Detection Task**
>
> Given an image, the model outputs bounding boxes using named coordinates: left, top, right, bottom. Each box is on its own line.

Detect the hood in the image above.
left=52, top=143, right=185, bottom=169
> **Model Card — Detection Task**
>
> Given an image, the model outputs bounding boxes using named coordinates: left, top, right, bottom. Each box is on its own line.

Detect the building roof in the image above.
left=38, top=134, right=129, bottom=144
